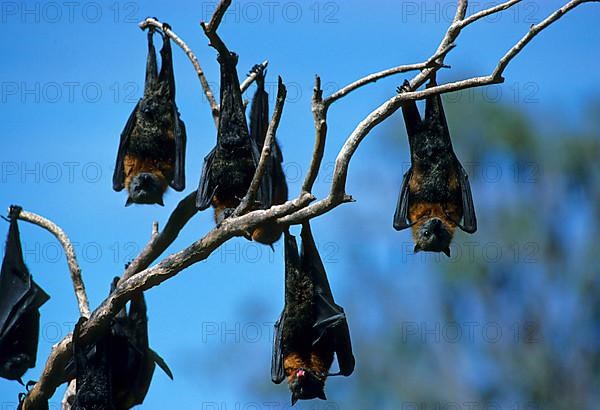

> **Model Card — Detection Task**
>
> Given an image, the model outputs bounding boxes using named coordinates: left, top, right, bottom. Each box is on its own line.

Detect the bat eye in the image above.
left=424, top=230, right=431, bottom=238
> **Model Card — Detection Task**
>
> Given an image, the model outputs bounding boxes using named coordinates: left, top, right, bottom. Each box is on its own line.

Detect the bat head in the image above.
left=413, top=217, right=453, bottom=257
left=288, top=368, right=327, bottom=405
left=1, top=354, right=29, bottom=383
left=127, top=172, right=166, bottom=206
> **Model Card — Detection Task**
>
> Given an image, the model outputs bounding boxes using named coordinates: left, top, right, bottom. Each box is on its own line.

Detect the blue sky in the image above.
left=1, top=0, right=599, bottom=407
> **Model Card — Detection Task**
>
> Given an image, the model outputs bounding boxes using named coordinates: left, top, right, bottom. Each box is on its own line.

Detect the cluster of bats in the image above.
left=1, top=22, right=477, bottom=408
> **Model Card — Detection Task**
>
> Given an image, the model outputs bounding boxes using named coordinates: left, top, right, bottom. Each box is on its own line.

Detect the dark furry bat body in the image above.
left=113, top=24, right=186, bottom=206
left=108, top=277, right=172, bottom=408
left=71, top=317, right=115, bottom=410
left=196, top=52, right=269, bottom=228
left=393, top=78, right=477, bottom=256
left=0, top=206, right=49, bottom=384
left=272, top=224, right=355, bottom=405
left=248, top=66, right=288, bottom=244
left=67, top=278, right=172, bottom=409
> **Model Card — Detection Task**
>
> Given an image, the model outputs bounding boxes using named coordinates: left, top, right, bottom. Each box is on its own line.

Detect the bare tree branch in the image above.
left=492, top=0, right=598, bottom=78
left=139, top=17, right=219, bottom=126
left=459, top=0, right=522, bottom=27
left=15, top=209, right=90, bottom=318
left=324, top=45, right=455, bottom=107
left=22, top=193, right=314, bottom=408
left=283, top=0, right=593, bottom=223
left=301, top=43, right=454, bottom=193
left=121, top=191, right=198, bottom=283
left=201, top=0, right=231, bottom=59
left=236, top=77, right=288, bottom=215
left=203, top=0, right=231, bottom=34
left=21, top=1, right=598, bottom=407
left=301, top=76, right=327, bottom=193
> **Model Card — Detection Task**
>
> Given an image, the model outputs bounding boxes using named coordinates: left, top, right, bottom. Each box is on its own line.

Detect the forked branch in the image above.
left=13, top=209, right=90, bottom=318
left=21, top=0, right=596, bottom=408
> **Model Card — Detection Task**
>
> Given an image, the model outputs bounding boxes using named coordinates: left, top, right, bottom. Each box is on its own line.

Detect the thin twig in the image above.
left=15, top=209, right=90, bottom=318
left=201, top=0, right=231, bottom=58
left=458, top=0, right=522, bottom=27
left=121, top=191, right=198, bottom=283
left=236, top=77, right=288, bottom=215
left=491, top=0, right=598, bottom=78
left=325, top=44, right=455, bottom=107
left=204, top=0, right=231, bottom=34
left=139, top=17, right=219, bottom=125
left=301, top=76, right=326, bottom=193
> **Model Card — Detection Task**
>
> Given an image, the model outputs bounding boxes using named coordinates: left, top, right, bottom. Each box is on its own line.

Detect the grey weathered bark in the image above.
left=20, top=0, right=597, bottom=408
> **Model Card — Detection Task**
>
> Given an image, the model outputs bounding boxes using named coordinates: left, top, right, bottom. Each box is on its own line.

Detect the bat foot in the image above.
left=216, top=208, right=236, bottom=226
left=249, top=63, right=266, bottom=76
left=397, top=80, right=411, bottom=94
left=162, top=22, right=172, bottom=31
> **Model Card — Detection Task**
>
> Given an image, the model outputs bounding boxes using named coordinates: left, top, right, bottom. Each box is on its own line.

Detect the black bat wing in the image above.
left=392, top=168, right=414, bottom=231
left=109, top=278, right=172, bottom=407
left=250, top=136, right=271, bottom=209
left=0, top=218, right=31, bottom=335
left=196, top=146, right=218, bottom=210
left=456, top=161, right=477, bottom=233
left=271, top=230, right=302, bottom=384
left=249, top=66, right=270, bottom=149
left=271, top=310, right=286, bottom=384
left=112, top=102, right=138, bottom=192
left=171, top=115, right=187, bottom=192
left=300, top=224, right=355, bottom=377
left=158, top=29, right=186, bottom=192
left=249, top=67, right=273, bottom=208
left=149, top=348, right=173, bottom=380
left=128, top=286, right=173, bottom=398
left=0, top=212, right=49, bottom=382
left=313, top=294, right=355, bottom=377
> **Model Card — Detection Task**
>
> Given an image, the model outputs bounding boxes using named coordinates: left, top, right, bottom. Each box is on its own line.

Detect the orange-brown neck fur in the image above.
left=284, top=352, right=329, bottom=385
left=124, top=154, right=170, bottom=192
left=409, top=202, right=460, bottom=239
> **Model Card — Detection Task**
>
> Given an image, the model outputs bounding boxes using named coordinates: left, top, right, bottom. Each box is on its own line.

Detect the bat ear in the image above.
left=443, top=247, right=451, bottom=257
left=413, top=244, right=422, bottom=254
left=125, top=197, right=134, bottom=207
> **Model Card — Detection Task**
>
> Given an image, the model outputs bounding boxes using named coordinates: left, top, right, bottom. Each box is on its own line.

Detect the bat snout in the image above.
left=127, top=172, right=165, bottom=206
left=289, top=369, right=326, bottom=403
left=414, top=217, right=453, bottom=256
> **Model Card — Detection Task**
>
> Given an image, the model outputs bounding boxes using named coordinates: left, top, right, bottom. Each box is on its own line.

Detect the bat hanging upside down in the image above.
left=272, top=224, right=355, bottom=405
left=68, top=278, right=172, bottom=409
left=113, top=23, right=187, bottom=206
left=247, top=66, right=288, bottom=244
left=393, top=77, right=477, bottom=256
left=0, top=206, right=49, bottom=384
left=196, top=54, right=287, bottom=245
